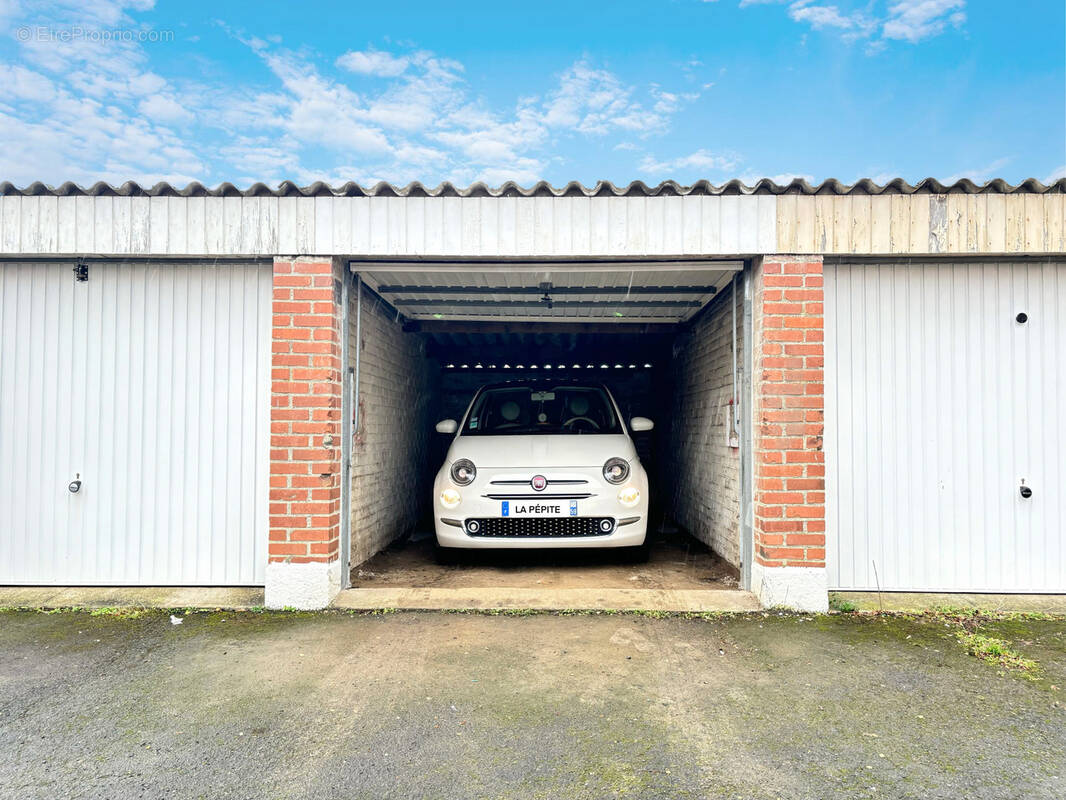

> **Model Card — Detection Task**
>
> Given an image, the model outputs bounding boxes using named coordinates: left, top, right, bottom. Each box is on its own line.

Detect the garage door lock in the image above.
left=68, top=473, right=82, bottom=493
left=1019, top=480, right=1032, bottom=499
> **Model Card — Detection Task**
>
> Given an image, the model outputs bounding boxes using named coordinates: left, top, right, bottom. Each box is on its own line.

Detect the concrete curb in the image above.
left=332, top=587, right=762, bottom=612
left=835, top=591, right=1066, bottom=614
left=0, top=587, right=265, bottom=610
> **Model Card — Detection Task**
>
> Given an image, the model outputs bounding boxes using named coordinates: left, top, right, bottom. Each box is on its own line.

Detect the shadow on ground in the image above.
left=0, top=610, right=1063, bottom=799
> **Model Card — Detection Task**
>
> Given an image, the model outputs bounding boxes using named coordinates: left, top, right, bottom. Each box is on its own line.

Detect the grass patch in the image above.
left=956, top=631, right=1040, bottom=677
left=88, top=606, right=150, bottom=619
left=828, top=594, right=857, bottom=613
left=429, top=607, right=744, bottom=621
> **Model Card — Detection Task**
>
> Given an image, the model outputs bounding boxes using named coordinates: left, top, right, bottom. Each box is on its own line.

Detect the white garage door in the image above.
left=825, top=260, right=1065, bottom=593
left=0, top=260, right=271, bottom=585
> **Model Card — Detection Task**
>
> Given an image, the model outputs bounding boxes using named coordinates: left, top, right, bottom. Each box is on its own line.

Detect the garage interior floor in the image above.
left=341, top=263, right=755, bottom=611
left=349, top=528, right=737, bottom=591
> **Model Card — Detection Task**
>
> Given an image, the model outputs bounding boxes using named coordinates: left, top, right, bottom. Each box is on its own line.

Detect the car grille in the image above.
left=483, top=492, right=593, bottom=500
left=465, top=517, right=614, bottom=538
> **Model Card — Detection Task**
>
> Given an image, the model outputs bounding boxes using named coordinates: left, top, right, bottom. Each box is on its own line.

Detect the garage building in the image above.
left=0, top=178, right=1063, bottom=610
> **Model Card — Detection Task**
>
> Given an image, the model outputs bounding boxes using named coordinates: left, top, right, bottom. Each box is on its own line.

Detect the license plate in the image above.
left=502, top=500, right=579, bottom=518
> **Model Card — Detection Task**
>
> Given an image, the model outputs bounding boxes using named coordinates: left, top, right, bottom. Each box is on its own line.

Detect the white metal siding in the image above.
left=0, top=260, right=271, bottom=585
left=0, top=195, right=777, bottom=257
left=825, top=260, right=1066, bottom=592
left=3, top=191, right=1064, bottom=259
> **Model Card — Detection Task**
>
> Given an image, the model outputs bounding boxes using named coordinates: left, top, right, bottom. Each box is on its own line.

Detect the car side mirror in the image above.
left=630, top=417, right=654, bottom=432
left=435, top=419, right=458, bottom=434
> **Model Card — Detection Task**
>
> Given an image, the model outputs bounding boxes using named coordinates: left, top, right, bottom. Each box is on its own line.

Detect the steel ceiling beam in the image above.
left=351, top=258, right=744, bottom=273
left=404, top=320, right=680, bottom=334
left=377, top=284, right=717, bottom=296
left=392, top=298, right=703, bottom=308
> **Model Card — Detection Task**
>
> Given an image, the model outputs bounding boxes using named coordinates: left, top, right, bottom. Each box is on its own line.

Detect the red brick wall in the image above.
left=269, top=257, right=343, bottom=564
left=752, top=256, right=825, bottom=569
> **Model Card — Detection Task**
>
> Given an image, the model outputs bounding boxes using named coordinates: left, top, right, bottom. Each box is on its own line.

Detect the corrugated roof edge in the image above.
left=1, top=177, right=1063, bottom=197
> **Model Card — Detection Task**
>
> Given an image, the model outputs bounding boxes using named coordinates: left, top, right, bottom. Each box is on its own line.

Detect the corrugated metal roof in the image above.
left=1, top=177, right=1062, bottom=198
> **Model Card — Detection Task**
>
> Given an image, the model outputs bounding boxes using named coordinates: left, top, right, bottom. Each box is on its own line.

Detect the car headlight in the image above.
left=618, top=486, right=641, bottom=506
left=440, top=488, right=462, bottom=509
left=603, top=457, right=630, bottom=484
left=450, top=459, right=476, bottom=486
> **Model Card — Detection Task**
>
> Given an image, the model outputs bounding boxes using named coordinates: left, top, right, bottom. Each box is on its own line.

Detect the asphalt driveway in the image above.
left=0, top=609, right=1062, bottom=799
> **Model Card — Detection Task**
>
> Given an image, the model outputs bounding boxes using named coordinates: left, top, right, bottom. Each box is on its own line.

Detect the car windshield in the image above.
left=462, top=385, right=622, bottom=436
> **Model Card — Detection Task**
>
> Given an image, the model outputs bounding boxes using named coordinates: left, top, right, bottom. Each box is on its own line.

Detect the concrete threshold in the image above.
left=332, top=586, right=762, bottom=613
left=0, top=586, right=265, bottom=610
left=836, top=591, right=1066, bottom=614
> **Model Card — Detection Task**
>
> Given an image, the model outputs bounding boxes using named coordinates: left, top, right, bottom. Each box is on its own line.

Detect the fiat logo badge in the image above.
left=531, top=475, right=547, bottom=491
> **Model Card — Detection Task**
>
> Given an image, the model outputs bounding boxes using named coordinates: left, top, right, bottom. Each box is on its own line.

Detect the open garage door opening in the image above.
left=342, top=259, right=751, bottom=593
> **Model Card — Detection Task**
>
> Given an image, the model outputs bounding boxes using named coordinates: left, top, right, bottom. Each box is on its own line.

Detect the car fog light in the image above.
left=467, top=520, right=480, bottom=534
left=599, top=519, right=614, bottom=533
left=440, top=488, right=462, bottom=509
left=618, top=486, right=641, bottom=506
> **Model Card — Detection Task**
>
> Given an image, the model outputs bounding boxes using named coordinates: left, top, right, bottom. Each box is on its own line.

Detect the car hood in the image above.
left=446, top=434, right=637, bottom=468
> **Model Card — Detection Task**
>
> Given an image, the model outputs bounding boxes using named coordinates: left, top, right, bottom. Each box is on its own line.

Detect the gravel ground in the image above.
left=0, top=609, right=1062, bottom=800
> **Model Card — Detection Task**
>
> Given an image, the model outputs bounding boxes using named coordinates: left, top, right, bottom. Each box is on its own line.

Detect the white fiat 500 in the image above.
left=432, top=381, right=653, bottom=559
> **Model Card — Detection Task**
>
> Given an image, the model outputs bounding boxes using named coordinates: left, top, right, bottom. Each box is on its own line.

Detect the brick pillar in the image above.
left=265, top=257, right=344, bottom=608
left=750, top=255, right=828, bottom=611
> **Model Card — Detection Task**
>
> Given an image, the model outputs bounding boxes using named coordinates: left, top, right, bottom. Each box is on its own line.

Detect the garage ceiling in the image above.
left=352, top=260, right=742, bottom=323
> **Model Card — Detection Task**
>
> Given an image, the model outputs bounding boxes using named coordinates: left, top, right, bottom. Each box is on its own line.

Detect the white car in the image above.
left=432, top=381, right=654, bottom=561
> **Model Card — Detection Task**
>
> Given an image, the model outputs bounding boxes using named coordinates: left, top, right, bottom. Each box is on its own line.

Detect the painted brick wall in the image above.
left=668, top=283, right=743, bottom=568
left=752, top=256, right=825, bottom=568
left=269, top=257, right=344, bottom=564
left=347, top=288, right=436, bottom=567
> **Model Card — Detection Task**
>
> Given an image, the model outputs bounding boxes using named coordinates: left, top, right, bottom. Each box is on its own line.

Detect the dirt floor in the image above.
left=350, top=530, right=738, bottom=590
left=1, top=609, right=1063, bottom=799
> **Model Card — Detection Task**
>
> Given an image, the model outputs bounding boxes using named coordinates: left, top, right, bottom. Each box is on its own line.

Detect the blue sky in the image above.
left=0, top=0, right=1062, bottom=188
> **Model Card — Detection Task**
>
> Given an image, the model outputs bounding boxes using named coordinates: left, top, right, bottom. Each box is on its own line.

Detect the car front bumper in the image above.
left=432, top=466, right=649, bottom=549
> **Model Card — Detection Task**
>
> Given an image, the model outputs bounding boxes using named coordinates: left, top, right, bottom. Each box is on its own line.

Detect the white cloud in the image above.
left=882, top=0, right=965, bottom=42
left=945, top=156, right=1012, bottom=184
left=541, top=61, right=682, bottom=137
left=336, top=49, right=410, bottom=77
left=867, top=170, right=898, bottom=184
left=1044, top=165, right=1066, bottom=184
left=789, top=4, right=856, bottom=29
left=219, top=136, right=301, bottom=184
left=0, top=0, right=23, bottom=25
left=138, top=93, right=193, bottom=124
left=0, top=1, right=212, bottom=185
left=639, top=148, right=739, bottom=174
left=0, top=64, right=56, bottom=101
left=739, top=0, right=965, bottom=48
left=257, top=51, right=392, bottom=155
left=0, top=4, right=708, bottom=187
left=738, top=170, right=816, bottom=185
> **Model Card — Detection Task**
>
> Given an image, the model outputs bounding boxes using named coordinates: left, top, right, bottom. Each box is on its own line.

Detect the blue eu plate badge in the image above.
left=502, top=501, right=510, bottom=517
left=569, top=500, right=578, bottom=516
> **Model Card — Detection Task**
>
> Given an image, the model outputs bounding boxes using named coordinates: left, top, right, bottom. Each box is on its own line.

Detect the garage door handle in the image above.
left=1019, top=481, right=1032, bottom=499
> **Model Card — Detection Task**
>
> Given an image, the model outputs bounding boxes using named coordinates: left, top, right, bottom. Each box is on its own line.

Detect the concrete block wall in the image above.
left=667, top=283, right=743, bottom=568
left=347, top=287, right=436, bottom=567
